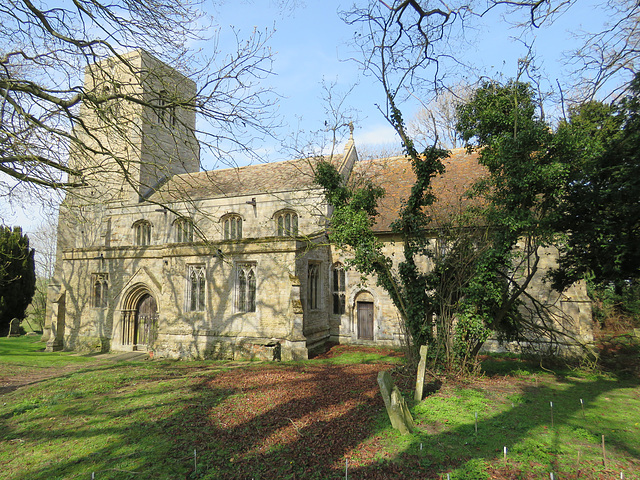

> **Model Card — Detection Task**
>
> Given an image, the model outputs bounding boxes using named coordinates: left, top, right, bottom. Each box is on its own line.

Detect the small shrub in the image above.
left=588, top=278, right=640, bottom=331
left=572, top=426, right=599, bottom=442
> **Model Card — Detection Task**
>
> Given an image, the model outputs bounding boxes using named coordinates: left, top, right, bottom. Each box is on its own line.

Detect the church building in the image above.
left=44, top=51, right=593, bottom=360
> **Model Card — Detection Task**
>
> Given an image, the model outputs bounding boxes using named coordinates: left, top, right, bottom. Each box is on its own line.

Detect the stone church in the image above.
left=43, top=50, right=593, bottom=360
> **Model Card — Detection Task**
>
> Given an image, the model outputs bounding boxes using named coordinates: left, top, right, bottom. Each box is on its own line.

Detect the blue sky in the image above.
left=206, top=0, right=607, bottom=160
left=4, top=0, right=615, bottom=231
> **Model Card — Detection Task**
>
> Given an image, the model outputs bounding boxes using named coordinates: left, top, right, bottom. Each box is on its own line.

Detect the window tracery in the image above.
left=92, top=273, right=108, bottom=308
left=154, top=91, right=177, bottom=126
left=332, top=263, right=346, bottom=315
left=223, top=215, right=242, bottom=240
left=175, top=218, right=194, bottom=243
left=133, top=221, right=152, bottom=246
left=186, top=265, right=205, bottom=312
left=307, top=263, right=320, bottom=310
left=276, top=210, right=298, bottom=237
left=236, top=263, right=256, bottom=313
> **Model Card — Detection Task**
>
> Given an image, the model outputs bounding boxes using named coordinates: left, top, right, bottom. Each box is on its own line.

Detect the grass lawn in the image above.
left=0, top=335, right=94, bottom=366
left=0, top=336, right=639, bottom=479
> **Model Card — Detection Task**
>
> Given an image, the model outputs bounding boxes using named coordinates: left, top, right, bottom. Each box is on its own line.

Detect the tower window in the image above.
left=154, top=92, right=177, bottom=126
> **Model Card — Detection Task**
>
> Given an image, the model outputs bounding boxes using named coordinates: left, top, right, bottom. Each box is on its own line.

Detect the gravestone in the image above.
left=377, top=370, right=414, bottom=434
left=414, top=345, right=429, bottom=402
left=8, top=319, right=21, bottom=337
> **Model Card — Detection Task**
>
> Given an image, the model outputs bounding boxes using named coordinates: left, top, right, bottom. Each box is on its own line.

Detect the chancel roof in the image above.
left=353, top=149, right=487, bottom=232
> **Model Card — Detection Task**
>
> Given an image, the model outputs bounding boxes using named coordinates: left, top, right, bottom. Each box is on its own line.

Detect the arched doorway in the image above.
left=121, top=287, right=158, bottom=351
left=134, top=294, right=157, bottom=350
left=355, top=291, right=375, bottom=340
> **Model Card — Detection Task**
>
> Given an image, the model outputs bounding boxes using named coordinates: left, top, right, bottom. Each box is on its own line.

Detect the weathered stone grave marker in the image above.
left=7, top=319, right=21, bottom=337
left=414, top=345, right=429, bottom=402
left=377, top=370, right=414, bottom=434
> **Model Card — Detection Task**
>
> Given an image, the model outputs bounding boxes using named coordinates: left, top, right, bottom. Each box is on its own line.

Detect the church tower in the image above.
left=56, top=49, right=201, bottom=249
left=45, top=51, right=201, bottom=350
left=71, top=49, right=200, bottom=204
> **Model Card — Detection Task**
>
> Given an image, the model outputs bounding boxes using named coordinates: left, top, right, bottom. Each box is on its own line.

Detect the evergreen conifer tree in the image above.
left=0, top=226, right=36, bottom=335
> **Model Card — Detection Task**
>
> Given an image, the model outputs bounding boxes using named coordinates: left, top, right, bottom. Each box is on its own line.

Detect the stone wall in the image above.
left=329, top=235, right=594, bottom=353
left=46, top=155, right=334, bottom=359
left=44, top=50, right=593, bottom=361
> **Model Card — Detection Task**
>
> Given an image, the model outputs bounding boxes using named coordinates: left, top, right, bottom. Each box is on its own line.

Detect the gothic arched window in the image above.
left=92, top=274, right=108, bottom=308
left=223, top=215, right=242, bottom=240
left=237, top=263, right=256, bottom=313
left=187, top=265, right=205, bottom=312
left=175, top=218, right=194, bottom=243
left=307, top=263, right=320, bottom=310
left=275, top=210, right=298, bottom=237
left=332, top=263, right=346, bottom=315
left=154, top=91, right=177, bottom=126
left=133, top=221, right=152, bottom=246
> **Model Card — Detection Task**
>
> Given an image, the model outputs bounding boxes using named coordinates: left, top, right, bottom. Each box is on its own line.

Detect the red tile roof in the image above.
left=353, top=149, right=487, bottom=232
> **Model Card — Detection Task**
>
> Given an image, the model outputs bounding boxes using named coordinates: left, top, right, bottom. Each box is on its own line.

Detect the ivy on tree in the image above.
left=316, top=105, right=490, bottom=373
left=456, top=80, right=568, bottom=340
left=316, top=79, right=575, bottom=373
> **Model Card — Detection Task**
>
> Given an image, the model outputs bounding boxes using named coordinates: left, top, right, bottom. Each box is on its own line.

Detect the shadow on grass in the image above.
left=372, top=375, right=640, bottom=479
left=1, top=357, right=639, bottom=480
left=2, top=360, right=406, bottom=479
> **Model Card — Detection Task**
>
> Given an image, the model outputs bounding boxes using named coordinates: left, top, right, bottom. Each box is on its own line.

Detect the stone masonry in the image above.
left=43, top=50, right=593, bottom=360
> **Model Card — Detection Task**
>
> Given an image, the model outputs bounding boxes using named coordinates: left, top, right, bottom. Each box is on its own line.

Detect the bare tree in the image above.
left=21, top=217, right=57, bottom=331
left=341, top=0, right=469, bottom=129
left=408, top=83, right=473, bottom=149
left=566, top=0, right=640, bottom=101
left=30, top=217, right=57, bottom=279
left=487, top=0, right=640, bottom=101
left=0, top=0, right=277, bottom=204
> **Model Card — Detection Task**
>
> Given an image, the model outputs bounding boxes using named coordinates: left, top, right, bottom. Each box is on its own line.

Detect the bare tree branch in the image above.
left=0, top=0, right=279, bottom=205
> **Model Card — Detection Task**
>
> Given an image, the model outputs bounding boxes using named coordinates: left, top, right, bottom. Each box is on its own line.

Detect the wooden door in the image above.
left=135, top=294, right=157, bottom=350
left=357, top=301, right=374, bottom=340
